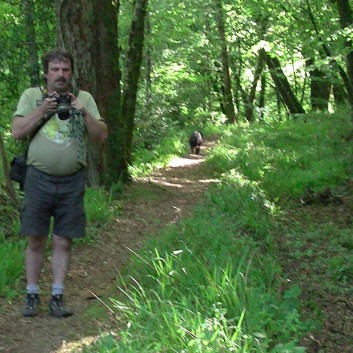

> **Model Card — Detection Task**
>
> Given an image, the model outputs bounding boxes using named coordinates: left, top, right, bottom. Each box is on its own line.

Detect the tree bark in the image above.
left=265, top=52, right=306, bottom=115
left=120, top=0, right=149, bottom=181
left=213, top=0, right=236, bottom=123
left=258, top=74, right=266, bottom=120
left=0, top=132, right=18, bottom=207
left=145, top=13, right=152, bottom=112
left=55, top=0, right=121, bottom=185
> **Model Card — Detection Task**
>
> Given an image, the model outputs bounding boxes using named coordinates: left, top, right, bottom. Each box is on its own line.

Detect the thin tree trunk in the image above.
left=145, top=13, right=152, bottom=112
left=0, top=132, right=18, bottom=207
left=258, top=74, right=266, bottom=120
left=213, top=0, right=236, bottom=123
left=305, top=57, right=331, bottom=110
left=23, top=0, right=40, bottom=87
left=121, top=0, right=149, bottom=180
left=245, top=48, right=266, bottom=122
left=265, top=52, right=306, bottom=115
left=336, top=0, right=353, bottom=127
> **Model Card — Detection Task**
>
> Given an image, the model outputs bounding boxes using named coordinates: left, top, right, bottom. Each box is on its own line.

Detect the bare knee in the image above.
left=27, top=236, right=47, bottom=252
left=52, top=235, right=71, bottom=252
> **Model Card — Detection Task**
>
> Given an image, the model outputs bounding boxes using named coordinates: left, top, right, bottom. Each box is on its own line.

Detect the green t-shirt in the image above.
left=14, top=87, right=101, bottom=176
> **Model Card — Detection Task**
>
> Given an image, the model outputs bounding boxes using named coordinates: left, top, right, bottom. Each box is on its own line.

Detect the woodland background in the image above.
left=1, top=0, right=352, bottom=189
left=0, top=0, right=353, bottom=352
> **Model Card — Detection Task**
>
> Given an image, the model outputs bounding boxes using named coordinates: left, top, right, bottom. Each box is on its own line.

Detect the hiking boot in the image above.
left=23, top=293, right=40, bottom=317
left=49, top=294, right=73, bottom=318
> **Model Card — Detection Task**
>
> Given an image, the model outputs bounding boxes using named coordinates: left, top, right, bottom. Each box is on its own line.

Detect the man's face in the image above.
left=45, top=58, right=72, bottom=93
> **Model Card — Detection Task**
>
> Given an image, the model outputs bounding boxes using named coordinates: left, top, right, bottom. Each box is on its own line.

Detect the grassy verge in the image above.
left=84, top=178, right=310, bottom=352
left=83, top=110, right=352, bottom=352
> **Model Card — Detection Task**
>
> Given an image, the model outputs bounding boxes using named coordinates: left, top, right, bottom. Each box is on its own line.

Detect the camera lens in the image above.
left=57, top=108, right=71, bottom=120
left=56, top=94, right=71, bottom=120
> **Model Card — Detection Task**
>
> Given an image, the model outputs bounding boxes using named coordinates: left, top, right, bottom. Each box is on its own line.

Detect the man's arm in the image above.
left=12, top=95, right=59, bottom=140
left=82, top=109, right=108, bottom=146
left=69, top=93, right=108, bottom=146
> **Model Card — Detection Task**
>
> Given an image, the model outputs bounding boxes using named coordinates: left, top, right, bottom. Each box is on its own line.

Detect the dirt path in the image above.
left=0, top=138, right=218, bottom=353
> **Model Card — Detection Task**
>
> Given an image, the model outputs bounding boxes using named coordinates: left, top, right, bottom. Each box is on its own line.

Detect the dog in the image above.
left=189, top=131, right=203, bottom=154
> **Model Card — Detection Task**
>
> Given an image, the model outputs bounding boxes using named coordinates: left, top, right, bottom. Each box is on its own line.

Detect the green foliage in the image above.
left=130, top=129, right=191, bottom=177
left=85, top=187, right=118, bottom=225
left=76, top=187, right=121, bottom=245
left=0, top=233, right=25, bottom=297
left=207, top=111, right=352, bottom=200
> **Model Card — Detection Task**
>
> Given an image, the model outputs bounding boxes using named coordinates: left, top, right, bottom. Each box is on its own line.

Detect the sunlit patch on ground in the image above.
left=148, top=179, right=184, bottom=188
left=53, top=335, right=100, bottom=353
left=168, top=154, right=204, bottom=168
left=198, top=178, right=220, bottom=183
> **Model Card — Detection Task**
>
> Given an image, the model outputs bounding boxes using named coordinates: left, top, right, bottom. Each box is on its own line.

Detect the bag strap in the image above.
left=24, top=112, right=54, bottom=158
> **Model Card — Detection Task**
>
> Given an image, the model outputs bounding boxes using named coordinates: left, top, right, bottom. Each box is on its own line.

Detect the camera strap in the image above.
left=24, top=85, right=81, bottom=159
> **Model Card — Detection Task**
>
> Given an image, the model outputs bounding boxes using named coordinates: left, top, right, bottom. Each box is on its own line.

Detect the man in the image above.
left=12, top=48, right=108, bottom=318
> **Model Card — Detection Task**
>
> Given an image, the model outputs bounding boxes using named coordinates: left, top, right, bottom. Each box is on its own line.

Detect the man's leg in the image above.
left=23, top=236, right=47, bottom=317
left=51, top=234, right=71, bottom=285
left=49, top=234, right=73, bottom=317
left=26, top=236, right=47, bottom=284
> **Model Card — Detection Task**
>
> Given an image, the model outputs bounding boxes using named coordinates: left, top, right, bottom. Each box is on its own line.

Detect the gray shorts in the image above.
left=20, top=166, right=86, bottom=238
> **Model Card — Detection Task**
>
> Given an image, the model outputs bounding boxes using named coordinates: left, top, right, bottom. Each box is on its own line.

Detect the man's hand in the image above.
left=67, top=92, right=107, bottom=146
left=41, top=91, right=59, bottom=115
left=68, top=92, right=86, bottom=116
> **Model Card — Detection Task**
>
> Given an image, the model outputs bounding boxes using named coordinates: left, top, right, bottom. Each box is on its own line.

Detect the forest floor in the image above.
left=0, top=135, right=352, bottom=353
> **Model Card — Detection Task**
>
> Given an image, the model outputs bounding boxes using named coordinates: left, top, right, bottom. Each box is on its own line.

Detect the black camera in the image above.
left=46, top=94, right=72, bottom=120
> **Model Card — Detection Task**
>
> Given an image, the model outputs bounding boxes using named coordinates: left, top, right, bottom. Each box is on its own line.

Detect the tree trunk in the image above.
left=0, top=132, right=18, bottom=207
left=337, top=0, right=353, bottom=90
left=245, top=48, right=266, bottom=122
left=333, top=82, right=346, bottom=105
left=336, top=0, right=353, bottom=125
left=305, top=57, right=331, bottom=111
left=265, top=52, right=306, bottom=115
left=23, top=0, right=40, bottom=87
left=120, top=0, right=149, bottom=181
left=258, top=74, right=266, bottom=120
left=55, top=0, right=121, bottom=185
left=305, top=0, right=353, bottom=110
left=213, top=0, right=236, bottom=123
left=145, top=13, right=152, bottom=112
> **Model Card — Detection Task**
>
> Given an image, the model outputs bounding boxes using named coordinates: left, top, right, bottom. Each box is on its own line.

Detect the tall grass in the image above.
left=82, top=111, right=352, bottom=352
left=84, top=177, right=309, bottom=352
left=0, top=233, right=25, bottom=297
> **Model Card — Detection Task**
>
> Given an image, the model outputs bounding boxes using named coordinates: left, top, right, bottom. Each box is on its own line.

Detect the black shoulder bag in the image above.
left=10, top=113, right=53, bottom=190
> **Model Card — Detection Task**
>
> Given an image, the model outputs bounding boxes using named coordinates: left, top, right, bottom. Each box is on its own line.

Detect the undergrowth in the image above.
left=83, top=110, right=352, bottom=352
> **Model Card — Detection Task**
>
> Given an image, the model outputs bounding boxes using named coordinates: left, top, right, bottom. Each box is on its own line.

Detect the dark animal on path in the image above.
left=189, top=131, right=203, bottom=154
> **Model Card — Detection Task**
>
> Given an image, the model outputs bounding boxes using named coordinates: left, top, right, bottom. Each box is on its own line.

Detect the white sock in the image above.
left=51, top=284, right=64, bottom=296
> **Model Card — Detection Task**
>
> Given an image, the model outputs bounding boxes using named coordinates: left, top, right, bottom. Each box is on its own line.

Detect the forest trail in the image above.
left=0, top=137, right=219, bottom=353
left=0, top=135, right=352, bottom=353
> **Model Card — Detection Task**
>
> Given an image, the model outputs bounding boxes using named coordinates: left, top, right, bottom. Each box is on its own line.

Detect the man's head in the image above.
left=42, top=48, right=74, bottom=93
